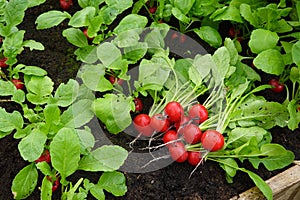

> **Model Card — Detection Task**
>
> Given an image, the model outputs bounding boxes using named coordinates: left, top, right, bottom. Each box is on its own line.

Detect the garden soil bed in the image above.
left=1, top=1, right=300, bottom=200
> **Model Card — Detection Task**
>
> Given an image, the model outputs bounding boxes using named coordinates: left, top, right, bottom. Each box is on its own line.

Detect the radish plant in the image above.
left=0, top=0, right=45, bottom=88
left=0, top=68, right=128, bottom=199
left=35, top=0, right=141, bottom=63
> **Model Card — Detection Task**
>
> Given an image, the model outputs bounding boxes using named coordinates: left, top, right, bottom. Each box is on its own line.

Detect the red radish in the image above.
left=228, top=27, right=240, bottom=38
left=174, top=115, right=190, bottom=131
left=83, top=28, right=94, bottom=41
left=11, top=79, right=24, bottom=90
left=162, top=130, right=178, bottom=146
left=35, top=149, right=51, bottom=163
left=133, top=114, right=153, bottom=137
left=52, top=178, right=60, bottom=192
left=168, top=142, right=188, bottom=163
left=237, top=37, right=243, bottom=42
left=171, top=33, right=178, bottom=39
left=149, top=7, right=157, bottom=14
left=268, top=78, right=284, bottom=93
left=164, top=101, right=184, bottom=123
left=188, top=103, right=208, bottom=124
left=108, top=75, right=124, bottom=85
left=201, top=130, right=224, bottom=152
left=59, top=0, right=73, bottom=10
left=187, top=151, right=202, bottom=166
left=0, top=57, right=8, bottom=68
left=150, top=114, right=170, bottom=133
left=228, top=27, right=235, bottom=38
left=182, top=124, right=202, bottom=144
left=133, top=98, right=143, bottom=112
left=180, top=34, right=186, bottom=44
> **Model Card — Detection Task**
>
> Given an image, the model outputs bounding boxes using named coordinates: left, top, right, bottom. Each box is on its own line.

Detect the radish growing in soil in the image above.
left=35, top=149, right=51, bottom=163
left=52, top=179, right=60, bottom=192
left=83, top=28, right=94, bottom=41
left=12, top=79, right=24, bottom=90
left=228, top=27, right=240, bottom=38
left=108, top=75, right=124, bottom=85
left=59, top=0, right=73, bottom=10
left=0, top=57, right=8, bottom=68
left=133, top=98, right=143, bottom=112
left=268, top=78, right=284, bottom=93
left=149, top=7, right=157, bottom=14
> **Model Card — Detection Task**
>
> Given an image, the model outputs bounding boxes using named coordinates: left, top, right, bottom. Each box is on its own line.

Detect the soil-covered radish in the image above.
left=168, top=142, right=188, bottom=163
left=133, top=114, right=153, bottom=137
left=187, top=151, right=202, bottom=166
left=201, top=130, right=224, bottom=152
left=164, top=101, right=184, bottom=123
left=182, top=124, right=202, bottom=144
left=188, top=104, right=209, bottom=124
left=150, top=114, right=170, bottom=133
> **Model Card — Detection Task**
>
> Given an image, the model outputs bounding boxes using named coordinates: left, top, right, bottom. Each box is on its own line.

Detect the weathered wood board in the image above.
left=230, top=164, right=300, bottom=200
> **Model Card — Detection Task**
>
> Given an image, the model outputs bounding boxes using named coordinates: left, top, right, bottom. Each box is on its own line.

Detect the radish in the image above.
left=52, top=178, right=60, bottom=192
left=268, top=78, right=284, bottom=93
left=83, top=28, right=94, bottom=41
left=182, top=124, right=202, bottom=144
left=168, top=142, right=188, bottom=163
left=187, top=151, right=202, bottom=166
left=133, top=98, right=143, bottom=112
left=201, top=130, right=224, bottom=152
left=162, top=130, right=178, bottom=147
left=108, top=75, right=124, bottom=85
left=180, top=34, right=186, bottom=44
left=59, top=0, right=73, bottom=10
left=11, top=79, right=24, bottom=90
left=171, top=33, right=178, bottom=39
left=149, top=7, right=157, bottom=14
left=188, top=103, right=208, bottom=124
left=174, top=115, right=191, bottom=131
left=133, top=114, right=153, bottom=137
left=164, top=101, right=184, bottom=123
left=150, top=114, right=170, bottom=133
left=0, top=57, right=8, bottom=68
left=35, top=149, right=51, bottom=163
left=228, top=27, right=240, bottom=38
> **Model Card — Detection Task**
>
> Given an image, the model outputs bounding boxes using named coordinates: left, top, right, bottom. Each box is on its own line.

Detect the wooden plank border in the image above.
left=230, top=164, right=300, bottom=200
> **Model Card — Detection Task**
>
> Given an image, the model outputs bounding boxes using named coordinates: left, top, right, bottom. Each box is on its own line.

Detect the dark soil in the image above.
left=1, top=1, right=300, bottom=200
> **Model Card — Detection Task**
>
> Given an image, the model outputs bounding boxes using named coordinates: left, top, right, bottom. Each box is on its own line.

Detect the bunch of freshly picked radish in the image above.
left=133, top=101, right=224, bottom=167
